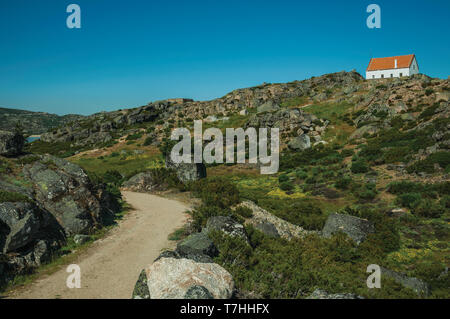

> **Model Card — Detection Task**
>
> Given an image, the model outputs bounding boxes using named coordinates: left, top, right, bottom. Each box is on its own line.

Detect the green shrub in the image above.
left=191, top=177, right=240, bottom=209
left=395, top=193, right=422, bottom=209
left=234, top=206, right=253, bottom=218
left=278, top=174, right=289, bottom=183
left=335, top=176, right=351, bottom=190
left=279, top=181, right=294, bottom=192
left=143, top=136, right=153, bottom=146
left=351, top=160, right=369, bottom=174
left=414, top=199, right=445, bottom=218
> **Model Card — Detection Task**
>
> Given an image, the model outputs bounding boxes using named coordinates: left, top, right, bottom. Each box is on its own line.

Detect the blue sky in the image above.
left=0, top=0, right=449, bottom=115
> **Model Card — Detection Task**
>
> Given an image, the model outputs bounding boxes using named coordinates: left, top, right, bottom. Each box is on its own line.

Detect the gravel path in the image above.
left=6, top=191, right=189, bottom=299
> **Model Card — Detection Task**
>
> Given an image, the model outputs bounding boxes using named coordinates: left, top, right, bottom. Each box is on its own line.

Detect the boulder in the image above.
left=165, top=155, right=206, bottom=183
left=144, top=257, right=234, bottom=299
left=22, top=155, right=117, bottom=235
left=0, top=202, right=55, bottom=253
left=0, top=130, right=24, bottom=156
left=203, top=216, right=248, bottom=241
left=176, top=232, right=218, bottom=262
left=321, top=213, right=375, bottom=244
left=288, top=134, right=311, bottom=151
left=307, top=289, right=364, bottom=299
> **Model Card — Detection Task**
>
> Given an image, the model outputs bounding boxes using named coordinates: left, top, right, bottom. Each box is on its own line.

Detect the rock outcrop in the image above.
left=381, top=267, right=430, bottom=296
left=203, top=216, right=248, bottom=241
left=321, top=213, right=375, bottom=244
left=176, top=232, right=218, bottom=263
left=0, top=130, right=24, bottom=157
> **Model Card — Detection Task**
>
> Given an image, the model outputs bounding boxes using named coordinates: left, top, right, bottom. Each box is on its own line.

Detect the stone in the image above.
left=350, top=125, right=379, bottom=140
left=288, top=134, right=311, bottom=151
left=176, top=232, right=218, bottom=262
left=144, top=257, right=234, bottom=299
left=0, top=130, right=24, bottom=156
left=321, top=213, right=375, bottom=244
left=122, top=172, right=162, bottom=192
left=239, top=109, right=248, bottom=116
left=254, top=221, right=280, bottom=238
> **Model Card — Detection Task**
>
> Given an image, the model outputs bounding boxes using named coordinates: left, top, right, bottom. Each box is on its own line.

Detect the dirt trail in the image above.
left=6, top=191, right=189, bottom=299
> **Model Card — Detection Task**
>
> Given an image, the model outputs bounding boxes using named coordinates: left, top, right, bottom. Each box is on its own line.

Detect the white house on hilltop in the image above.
left=366, top=54, right=419, bottom=80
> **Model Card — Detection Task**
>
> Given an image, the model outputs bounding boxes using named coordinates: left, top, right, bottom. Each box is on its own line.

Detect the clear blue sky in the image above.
left=0, top=0, right=449, bottom=115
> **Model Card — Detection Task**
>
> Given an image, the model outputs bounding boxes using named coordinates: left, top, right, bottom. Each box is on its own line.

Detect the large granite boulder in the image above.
left=165, top=155, right=206, bottom=183
left=22, top=155, right=117, bottom=235
left=143, top=257, right=234, bottom=299
left=0, top=202, right=54, bottom=253
left=0, top=130, right=24, bottom=156
left=257, top=101, right=280, bottom=114
left=321, top=213, right=375, bottom=244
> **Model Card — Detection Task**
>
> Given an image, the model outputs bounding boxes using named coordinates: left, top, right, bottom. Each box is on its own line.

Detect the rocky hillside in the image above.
left=0, top=107, right=84, bottom=135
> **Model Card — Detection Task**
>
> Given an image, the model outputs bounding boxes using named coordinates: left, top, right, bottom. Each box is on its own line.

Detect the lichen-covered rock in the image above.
left=73, top=234, right=91, bottom=245
left=132, top=269, right=150, bottom=299
left=254, top=221, right=280, bottom=238
left=203, top=216, right=248, bottom=241
left=122, top=172, right=159, bottom=192
left=307, top=289, right=364, bottom=299
left=0, top=130, right=24, bottom=156
left=144, top=257, right=234, bottom=299
left=0, top=202, right=61, bottom=254
left=321, top=213, right=375, bottom=244
left=22, top=155, right=119, bottom=235
left=176, top=232, right=218, bottom=262
left=257, top=100, right=280, bottom=113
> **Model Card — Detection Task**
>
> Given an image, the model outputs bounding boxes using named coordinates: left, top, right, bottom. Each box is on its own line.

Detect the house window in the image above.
left=400, top=73, right=403, bottom=77
left=391, top=74, right=393, bottom=78
left=372, top=75, right=375, bottom=79
left=381, top=74, right=384, bottom=78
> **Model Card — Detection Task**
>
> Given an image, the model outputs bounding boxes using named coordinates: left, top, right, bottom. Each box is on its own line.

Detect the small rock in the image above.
left=73, top=234, right=91, bottom=245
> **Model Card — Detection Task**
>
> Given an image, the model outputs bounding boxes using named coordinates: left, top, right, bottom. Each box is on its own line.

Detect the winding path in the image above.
left=6, top=191, right=189, bottom=299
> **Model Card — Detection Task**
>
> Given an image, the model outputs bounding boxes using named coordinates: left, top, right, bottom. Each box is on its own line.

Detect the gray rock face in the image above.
left=321, top=213, right=375, bottom=244
left=203, top=216, right=248, bottom=241
left=176, top=233, right=218, bottom=263
left=132, top=269, right=151, bottom=299
left=165, top=155, right=206, bottom=183
left=381, top=267, right=430, bottom=296
left=307, top=289, right=364, bottom=299
left=0, top=202, right=43, bottom=253
left=0, top=130, right=24, bottom=156
left=288, top=134, right=311, bottom=151
left=22, top=155, right=117, bottom=236
left=144, top=257, right=234, bottom=299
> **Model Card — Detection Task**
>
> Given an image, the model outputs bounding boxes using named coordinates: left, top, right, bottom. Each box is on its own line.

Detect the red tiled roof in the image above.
left=367, top=54, right=415, bottom=71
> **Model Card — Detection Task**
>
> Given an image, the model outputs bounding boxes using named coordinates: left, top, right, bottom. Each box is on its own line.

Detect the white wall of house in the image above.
left=409, top=57, right=419, bottom=76
left=366, top=67, right=410, bottom=79
left=366, top=57, right=419, bottom=80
